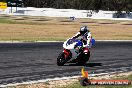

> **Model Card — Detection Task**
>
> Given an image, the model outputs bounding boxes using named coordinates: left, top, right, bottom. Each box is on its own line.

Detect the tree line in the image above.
left=16, top=0, right=132, bottom=12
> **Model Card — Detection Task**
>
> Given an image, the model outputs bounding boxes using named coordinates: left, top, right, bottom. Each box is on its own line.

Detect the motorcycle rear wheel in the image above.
left=78, top=51, right=90, bottom=65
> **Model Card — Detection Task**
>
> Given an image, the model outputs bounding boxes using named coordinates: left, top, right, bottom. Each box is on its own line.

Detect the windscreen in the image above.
left=66, top=39, right=75, bottom=46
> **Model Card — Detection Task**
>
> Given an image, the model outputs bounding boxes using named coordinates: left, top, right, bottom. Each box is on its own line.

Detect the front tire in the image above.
left=57, top=52, right=66, bottom=66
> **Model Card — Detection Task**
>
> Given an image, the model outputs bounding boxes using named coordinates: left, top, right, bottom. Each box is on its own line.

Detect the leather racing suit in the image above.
left=72, top=31, right=92, bottom=49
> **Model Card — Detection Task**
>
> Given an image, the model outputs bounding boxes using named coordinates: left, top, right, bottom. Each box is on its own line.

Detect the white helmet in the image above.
left=80, top=26, right=89, bottom=34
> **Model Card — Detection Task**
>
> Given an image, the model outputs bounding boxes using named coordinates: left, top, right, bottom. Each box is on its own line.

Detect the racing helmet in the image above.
left=80, top=26, right=89, bottom=35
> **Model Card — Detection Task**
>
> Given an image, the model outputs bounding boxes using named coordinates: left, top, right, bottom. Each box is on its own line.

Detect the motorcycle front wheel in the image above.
left=57, top=52, right=66, bottom=66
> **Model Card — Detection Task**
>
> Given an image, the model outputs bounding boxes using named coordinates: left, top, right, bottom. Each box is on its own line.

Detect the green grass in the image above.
left=59, top=75, right=132, bottom=88
left=0, top=18, right=13, bottom=23
left=0, top=37, right=65, bottom=42
left=0, top=16, right=131, bottom=25
left=0, top=18, right=75, bottom=26
left=0, top=19, right=41, bottom=25
left=60, top=82, right=132, bottom=88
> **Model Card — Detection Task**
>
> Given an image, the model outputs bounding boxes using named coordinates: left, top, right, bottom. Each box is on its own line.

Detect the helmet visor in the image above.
left=80, top=31, right=86, bottom=35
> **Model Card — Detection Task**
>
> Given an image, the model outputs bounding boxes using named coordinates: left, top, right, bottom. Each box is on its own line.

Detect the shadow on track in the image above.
left=64, top=62, right=102, bottom=67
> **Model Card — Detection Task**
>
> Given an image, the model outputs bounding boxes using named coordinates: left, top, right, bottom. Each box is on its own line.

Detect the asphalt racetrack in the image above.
left=0, top=41, right=132, bottom=85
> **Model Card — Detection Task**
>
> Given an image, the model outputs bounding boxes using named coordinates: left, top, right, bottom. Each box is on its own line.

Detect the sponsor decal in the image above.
left=80, top=67, right=131, bottom=86
left=0, top=2, right=7, bottom=9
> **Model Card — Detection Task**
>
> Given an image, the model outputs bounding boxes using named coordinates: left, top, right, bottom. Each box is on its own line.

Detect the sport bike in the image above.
left=57, top=38, right=95, bottom=66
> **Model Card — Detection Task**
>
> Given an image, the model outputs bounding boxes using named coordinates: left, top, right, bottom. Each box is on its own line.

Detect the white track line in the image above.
left=1, top=71, right=131, bottom=87
left=37, top=40, right=132, bottom=42
left=0, top=40, right=132, bottom=43
left=0, top=76, right=80, bottom=87
left=96, top=40, right=132, bottom=42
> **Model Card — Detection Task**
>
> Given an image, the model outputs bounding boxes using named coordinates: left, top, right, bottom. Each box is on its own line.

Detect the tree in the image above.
left=22, top=0, right=132, bottom=13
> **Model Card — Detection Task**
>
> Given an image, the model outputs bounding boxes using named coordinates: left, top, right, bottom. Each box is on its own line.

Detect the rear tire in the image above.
left=78, top=51, right=90, bottom=65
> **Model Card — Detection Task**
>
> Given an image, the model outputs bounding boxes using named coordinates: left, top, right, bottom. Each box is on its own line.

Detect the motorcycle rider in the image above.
left=71, top=26, right=92, bottom=53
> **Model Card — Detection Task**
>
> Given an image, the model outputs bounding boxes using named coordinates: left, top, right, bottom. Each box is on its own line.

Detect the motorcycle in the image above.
left=57, top=38, right=95, bottom=66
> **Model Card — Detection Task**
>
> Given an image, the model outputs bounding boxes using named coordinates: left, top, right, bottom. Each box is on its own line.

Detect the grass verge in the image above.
left=6, top=73, right=132, bottom=88
left=56, top=75, right=132, bottom=88
left=0, top=15, right=132, bottom=41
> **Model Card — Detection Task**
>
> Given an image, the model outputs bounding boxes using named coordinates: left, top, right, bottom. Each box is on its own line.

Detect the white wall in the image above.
left=0, top=7, right=132, bottom=20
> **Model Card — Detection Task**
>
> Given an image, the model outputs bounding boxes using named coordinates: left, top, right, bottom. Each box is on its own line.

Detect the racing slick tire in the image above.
left=57, top=52, right=66, bottom=66
left=78, top=51, right=90, bottom=65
